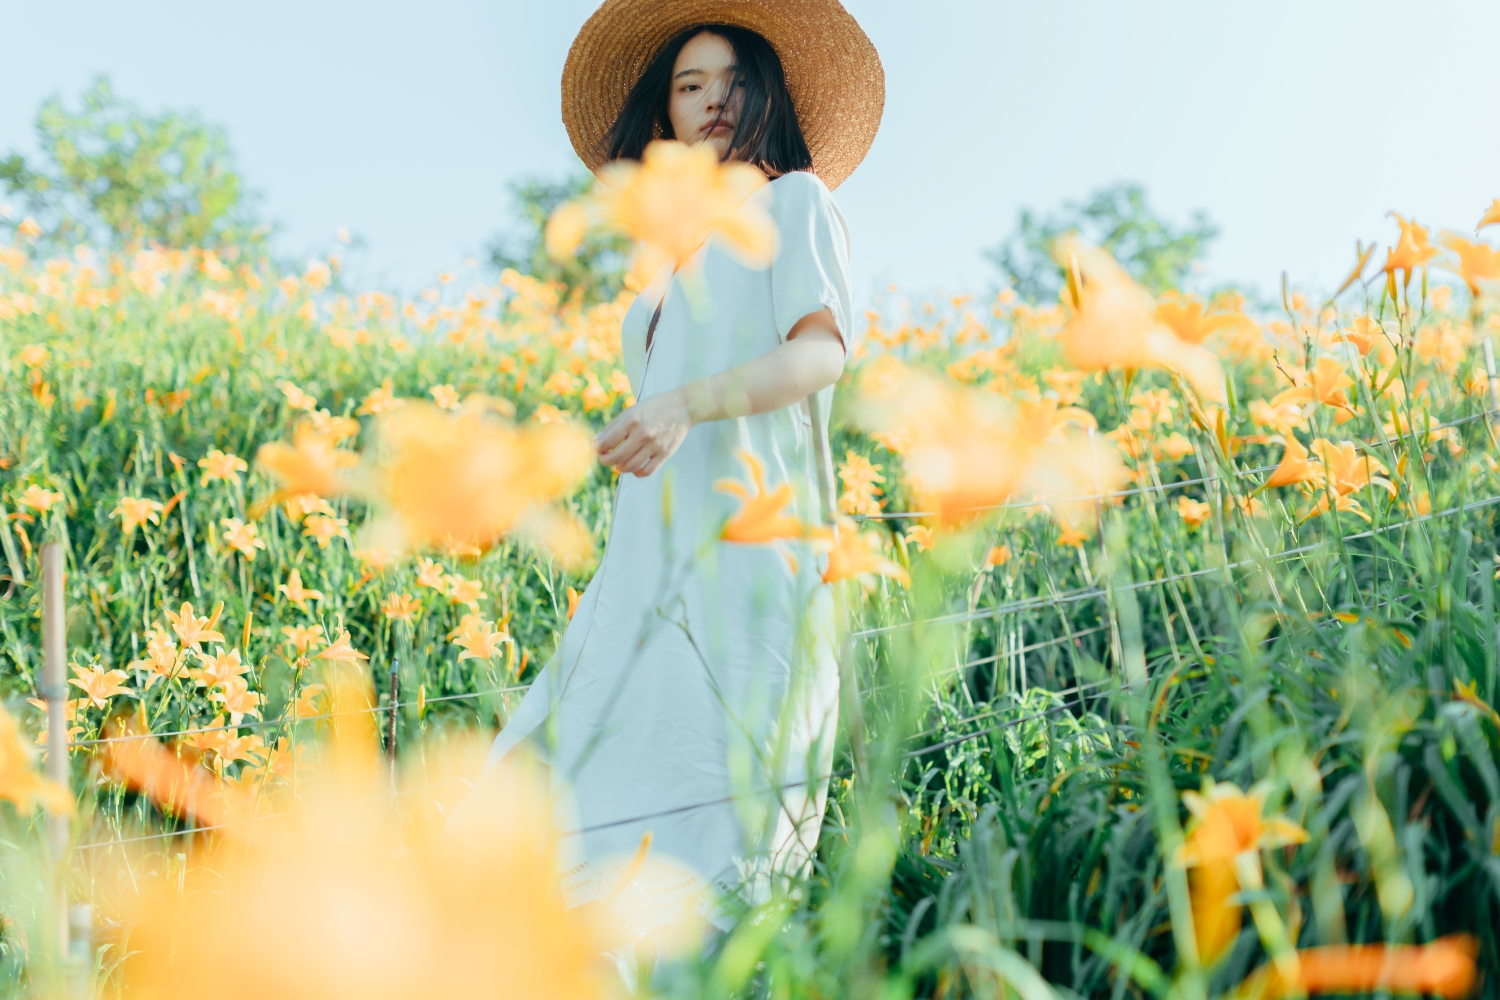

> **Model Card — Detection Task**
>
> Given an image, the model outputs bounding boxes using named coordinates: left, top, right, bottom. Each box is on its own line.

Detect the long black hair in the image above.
left=603, top=25, right=813, bottom=178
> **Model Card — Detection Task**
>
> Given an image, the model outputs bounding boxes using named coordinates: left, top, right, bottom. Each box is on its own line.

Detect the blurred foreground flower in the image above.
left=1055, top=238, right=1225, bottom=400
left=1180, top=779, right=1307, bottom=965
left=369, top=401, right=594, bottom=561
left=103, top=666, right=654, bottom=999
left=854, top=362, right=1125, bottom=528
left=547, top=139, right=774, bottom=273
left=819, top=519, right=909, bottom=589
left=0, top=704, right=72, bottom=813
left=1235, top=936, right=1477, bottom=1000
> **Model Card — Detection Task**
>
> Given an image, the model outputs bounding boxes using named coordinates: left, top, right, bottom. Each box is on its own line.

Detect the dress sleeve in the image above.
left=769, top=171, right=855, bottom=357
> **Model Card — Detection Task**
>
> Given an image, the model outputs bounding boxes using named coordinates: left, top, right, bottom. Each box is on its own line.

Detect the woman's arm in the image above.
left=595, top=308, right=845, bottom=478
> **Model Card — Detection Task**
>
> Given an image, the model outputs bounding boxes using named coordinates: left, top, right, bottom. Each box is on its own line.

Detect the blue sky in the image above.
left=2, top=0, right=1497, bottom=302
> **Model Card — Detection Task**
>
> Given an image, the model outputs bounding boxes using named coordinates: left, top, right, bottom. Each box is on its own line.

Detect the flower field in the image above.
left=2, top=145, right=1500, bottom=998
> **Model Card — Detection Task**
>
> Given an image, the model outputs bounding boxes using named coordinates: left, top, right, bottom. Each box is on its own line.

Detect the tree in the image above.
left=986, top=183, right=1217, bottom=302
left=487, top=172, right=630, bottom=306
left=0, top=77, right=260, bottom=250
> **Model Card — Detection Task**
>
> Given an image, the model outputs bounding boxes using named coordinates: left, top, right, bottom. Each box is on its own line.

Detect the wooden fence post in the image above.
left=41, top=542, right=70, bottom=961
left=387, top=661, right=400, bottom=789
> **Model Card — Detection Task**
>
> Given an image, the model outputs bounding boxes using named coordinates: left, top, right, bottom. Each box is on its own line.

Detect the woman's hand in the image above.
left=595, top=388, right=694, bottom=478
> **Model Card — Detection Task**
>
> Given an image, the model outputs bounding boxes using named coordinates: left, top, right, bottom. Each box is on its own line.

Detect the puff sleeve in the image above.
left=768, top=171, right=855, bottom=357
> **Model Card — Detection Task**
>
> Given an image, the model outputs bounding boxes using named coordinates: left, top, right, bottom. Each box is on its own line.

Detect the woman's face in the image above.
left=668, top=31, right=742, bottom=159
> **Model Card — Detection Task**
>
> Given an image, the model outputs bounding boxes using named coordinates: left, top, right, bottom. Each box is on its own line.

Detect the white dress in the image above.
left=484, top=170, right=853, bottom=925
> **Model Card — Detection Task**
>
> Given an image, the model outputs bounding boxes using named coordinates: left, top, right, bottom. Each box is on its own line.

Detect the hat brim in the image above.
left=561, top=0, right=884, bottom=190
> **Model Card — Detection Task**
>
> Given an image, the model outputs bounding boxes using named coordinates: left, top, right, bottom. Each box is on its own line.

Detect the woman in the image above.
left=482, top=0, right=883, bottom=930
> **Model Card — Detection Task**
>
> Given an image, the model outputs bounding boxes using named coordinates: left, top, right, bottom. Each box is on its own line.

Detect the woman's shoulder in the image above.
left=768, top=169, right=836, bottom=206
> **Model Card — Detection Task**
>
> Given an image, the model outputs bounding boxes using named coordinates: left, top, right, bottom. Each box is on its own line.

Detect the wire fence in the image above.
left=50, top=403, right=1500, bottom=854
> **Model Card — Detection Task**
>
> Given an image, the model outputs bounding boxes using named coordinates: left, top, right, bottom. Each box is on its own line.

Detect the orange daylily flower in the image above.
left=566, top=586, right=581, bottom=622
left=129, top=626, right=181, bottom=688
left=17, top=484, right=64, bottom=513
left=1261, top=437, right=1320, bottom=490
left=1175, top=496, right=1211, bottom=528
left=371, top=402, right=593, bottom=555
left=1238, top=936, right=1477, bottom=1000
left=985, top=544, right=1011, bottom=567
left=220, top=517, right=266, bottom=560
left=197, top=448, right=248, bottom=486
left=281, top=624, right=325, bottom=654
left=446, top=573, right=487, bottom=610
left=192, top=647, right=251, bottom=689
left=1382, top=213, right=1440, bottom=287
left=277, top=569, right=324, bottom=607
left=550, top=139, right=774, bottom=270
left=715, top=449, right=823, bottom=544
left=357, top=377, right=404, bottom=416
left=449, top=615, right=510, bottom=661
left=1439, top=232, right=1500, bottom=294
left=1477, top=198, right=1500, bottom=233
left=291, top=684, right=326, bottom=720
left=111, top=496, right=163, bottom=534
left=1154, top=292, right=1245, bottom=344
left=166, top=601, right=226, bottom=649
left=256, top=423, right=359, bottom=500
left=906, top=525, right=936, bottom=552
left=1269, top=357, right=1356, bottom=415
left=1180, top=779, right=1308, bottom=965
left=1055, top=525, right=1090, bottom=548
left=301, top=513, right=349, bottom=549
left=0, top=704, right=73, bottom=814
left=315, top=629, right=369, bottom=663
left=382, top=592, right=420, bottom=622
left=211, top=676, right=264, bottom=725
left=1054, top=238, right=1225, bottom=400
left=818, top=520, right=910, bottom=589
left=68, top=663, right=133, bottom=708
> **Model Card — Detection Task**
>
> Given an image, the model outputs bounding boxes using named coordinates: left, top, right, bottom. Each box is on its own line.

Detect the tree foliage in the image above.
left=0, top=77, right=259, bottom=250
left=987, top=182, right=1217, bottom=302
left=486, top=172, right=630, bottom=306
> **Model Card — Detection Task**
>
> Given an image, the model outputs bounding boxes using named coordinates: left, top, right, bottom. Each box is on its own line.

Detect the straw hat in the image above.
left=561, top=0, right=884, bottom=190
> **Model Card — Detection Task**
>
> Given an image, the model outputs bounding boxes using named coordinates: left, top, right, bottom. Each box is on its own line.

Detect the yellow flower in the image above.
left=985, top=544, right=1011, bottom=567
left=1179, top=779, right=1308, bottom=964
left=167, top=601, right=226, bottom=649
left=0, top=704, right=72, bottom=814
left=301, top=513, right=349, bottom=549
left=277, top=569, right=325, bottom=607
left=715, top=449, right=824, bottom=544
left=429, top=384, right=461, bottom=410
left=280, top=381, right=318, bottom=411
left=907, top=525, right=936, bottom=552
left=550, top=139, right=774, bottom=270
left=1269, top=357, right=1355, bottom=415
left=1154, top=291, right=1245, bottom=345
left=1478, top=199, right=1500, bottom=233
left=17, top=344, right=49, bottom=367
left=129, top=626, right=181, bottom=689
left=256, top=424, right=359, bottom=500
left=357, top=377, right=404, bottom=416
left=819, top=520, right=909, bottom=589
left=68, top=663, right=133, bottom=709
left=291, top=683, right=326, bottom=719
left=315, top=629, right=369, bottom=663
left=210, top=676, right=264, bottom=726
left=381, top=592, right=420, bottom=622
left=1382, top=212, right=1440, bottom=286
left=106, top=670, right=643, bottom=1000
left=1175, top=495, right=1212, bottom=529
left=1237, top=936, right=1477, bottom=1000
left=1439, top=232, right=1500, bottom=295
left=111, top=496, right=164, bottom=534
left=446, top=573, right=487, bottom=611
left=1262, top=437, right=1320, bottom=490
left=198, top=448, right=249, bottom=486
left=415, top=558, right=447, bottom=590
left=192, top=647, right=251, bottom=689
left=836, top=451, right=885, bottom=517
left=220, top=517, right=267, bottom=560
left=281, top=624, right=325, bottom=654
left=370, top=402, right=593, bottom=555
left=1054, top=238, right=1225, bottom=400
left=449, top=615, right=510, bottom=661
left=17, top=484, right=64, bottom=513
